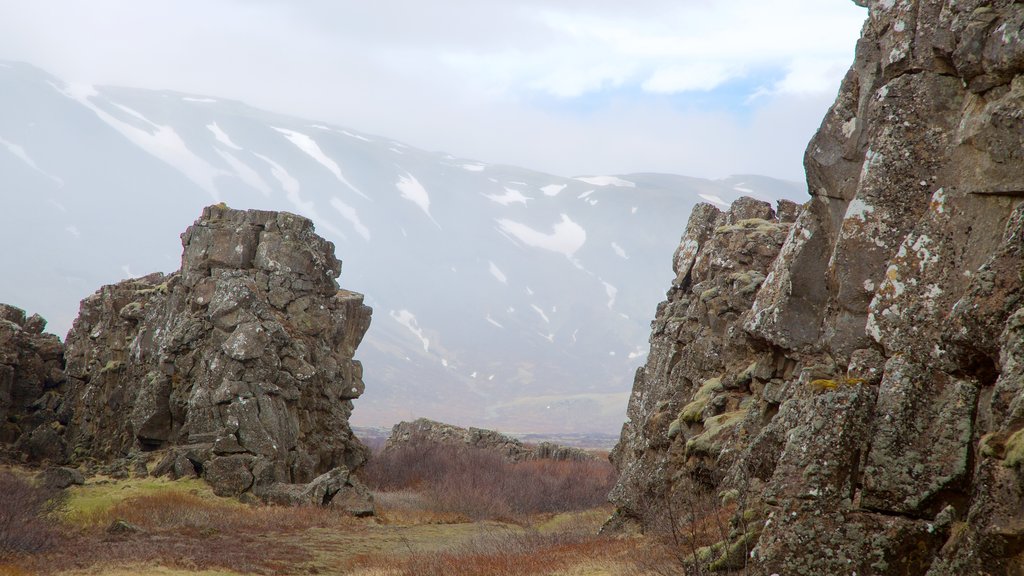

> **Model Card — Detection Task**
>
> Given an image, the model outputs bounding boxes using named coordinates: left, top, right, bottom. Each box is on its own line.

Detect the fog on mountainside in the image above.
left=0, top=61, right=804, bottom=434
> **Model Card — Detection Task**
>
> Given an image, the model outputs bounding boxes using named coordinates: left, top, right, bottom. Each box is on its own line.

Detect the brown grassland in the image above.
left=0, top=443, right=732, bottom=575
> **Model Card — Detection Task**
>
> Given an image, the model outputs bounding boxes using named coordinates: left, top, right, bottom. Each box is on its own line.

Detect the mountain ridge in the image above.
left=0, top=60, right=804, bottom=433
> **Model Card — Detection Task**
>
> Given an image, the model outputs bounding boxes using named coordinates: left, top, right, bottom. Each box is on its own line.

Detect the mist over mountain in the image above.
left=0, top=61, right=803, bottom=434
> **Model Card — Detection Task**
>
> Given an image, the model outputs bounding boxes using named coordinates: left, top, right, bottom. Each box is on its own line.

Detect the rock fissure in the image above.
left=611, top=1, right=1024, bottom=573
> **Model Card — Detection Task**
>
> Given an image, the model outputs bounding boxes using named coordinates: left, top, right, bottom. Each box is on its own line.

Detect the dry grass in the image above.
left=345, top=507, right=646, bottom=576
left=2, top=441, right=636, bottom=576
left=18, top=486, right=366, bottom=575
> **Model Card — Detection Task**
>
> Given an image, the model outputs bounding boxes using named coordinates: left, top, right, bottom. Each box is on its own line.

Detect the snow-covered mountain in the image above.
left=0, top=62, right=804, bottom=433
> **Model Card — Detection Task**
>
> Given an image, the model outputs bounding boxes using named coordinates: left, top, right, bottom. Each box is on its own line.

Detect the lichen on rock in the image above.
left=29, top=204, right=374, bottom=511
left=609, top=1, right=1024, bottom=573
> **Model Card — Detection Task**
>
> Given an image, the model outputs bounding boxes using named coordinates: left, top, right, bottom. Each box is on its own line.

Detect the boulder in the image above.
left=55, top=205, right=372, bottom=498
left=38, top=466, right=85, bottom=490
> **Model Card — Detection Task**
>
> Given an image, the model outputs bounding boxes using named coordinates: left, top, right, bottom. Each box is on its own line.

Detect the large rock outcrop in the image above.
left=611, top=1, right=1024, bottom=574
left=387, top=418, right=598, bottom=462
left=57, top=205, right=372, bottom=505
left=0, top=305, right=66, bottom=462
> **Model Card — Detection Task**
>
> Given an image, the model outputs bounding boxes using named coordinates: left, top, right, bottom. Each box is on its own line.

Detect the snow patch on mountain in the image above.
left=488, top=261, right=508, bottom=284
left=485, top=314, right=504, bottom=328
left=496, top=214, right=586, bottom=257
left=207, top=123, right=242, bottom=150
left=574, top=175, right=635, bottom=187
left=57, top=82, right=226, bottom=200
left=273, top=127, right=368, bottom=200
left=396, top=173, right=441, bottom=228
left=182, top=96, right=217, bottom=103
left=699, top=193, right=730, bottom=208
left=602, top=281, right=618, bottom=309
left=485, top=187, right=533, bottom=206
left=330, top=197, right=371, bottom=241
left=254, top=152, right=346, bottom=239
left=540, top=184, right=566, bottom=197
left=611, top=242, right=629, bottom=260
left=341, top=130, right=371, bottom=142
left=531, top=304, right=550, bottom=324
left=462, top=163, right=486, bottom=172
left=215, top=149, right=272, bottom=197
left=0, top=136, right=63, bottom=186
left=390, top=309, right=430, bottom=353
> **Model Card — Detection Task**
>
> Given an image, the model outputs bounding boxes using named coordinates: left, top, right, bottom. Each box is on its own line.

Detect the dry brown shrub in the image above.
left=360, top=441, right=616, bottom=520
left=0, top=471, right=63, bottom=561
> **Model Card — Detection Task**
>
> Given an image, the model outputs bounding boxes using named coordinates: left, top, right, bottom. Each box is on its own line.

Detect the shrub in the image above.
left=359, top=441, right=616, bottom=520
left=0, top=471, right=63, bottom=560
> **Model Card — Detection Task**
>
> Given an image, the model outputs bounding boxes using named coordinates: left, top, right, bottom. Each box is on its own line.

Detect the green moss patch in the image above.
left=64, top=476, right=224, bottom=525
left=679, top=378, right=724, bottom=425
left=685, top=410, right=747, bottom=457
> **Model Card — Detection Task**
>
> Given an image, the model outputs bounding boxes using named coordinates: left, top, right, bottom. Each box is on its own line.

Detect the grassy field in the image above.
left=0, top=448, right=686, bottom=576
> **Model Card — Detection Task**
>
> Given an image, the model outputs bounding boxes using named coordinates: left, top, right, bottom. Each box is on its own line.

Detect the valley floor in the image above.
left=0, top=469, right=674, bottom=576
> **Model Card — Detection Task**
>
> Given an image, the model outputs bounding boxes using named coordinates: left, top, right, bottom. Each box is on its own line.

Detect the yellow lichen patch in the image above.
left=1003, top=428, right=1024, bottom=468
left=714, top=218, right=789, bottom=237
left=135, top=282, right=170, bottom=296
left=809, top=377, right=866, bottom=391
left=979, top=431, right=1007, bottom=459
left=99, top=360, right=124, bottom=374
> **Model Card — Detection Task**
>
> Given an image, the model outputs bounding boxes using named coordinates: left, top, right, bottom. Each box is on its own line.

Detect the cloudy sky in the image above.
left=0, top=1, right=866, bottom=181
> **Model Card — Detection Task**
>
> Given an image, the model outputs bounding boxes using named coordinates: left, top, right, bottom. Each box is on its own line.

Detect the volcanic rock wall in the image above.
left=0, top=305, right=66, bottom=462
left=16, top=205, right=374, bottom=506
left=611, top=1, right=1024, bottom=573
left=387, top=417, right=597, bottom=462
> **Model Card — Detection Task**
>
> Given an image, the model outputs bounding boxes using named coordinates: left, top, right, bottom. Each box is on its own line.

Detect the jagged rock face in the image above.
left=612, top=2, right=1024, bottom=574
left=608, top=198, right=796, bottom=525
left=387, top=418, right=597, bottom=462
left=0, top=305, right=66, bottom=461
left=61, top=205, right=372, bottom=500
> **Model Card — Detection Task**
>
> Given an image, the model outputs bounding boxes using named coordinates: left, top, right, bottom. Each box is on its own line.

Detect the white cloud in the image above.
left=642, top=62, right=737, bottom=93
left=0, top=0, right=866, bottom=181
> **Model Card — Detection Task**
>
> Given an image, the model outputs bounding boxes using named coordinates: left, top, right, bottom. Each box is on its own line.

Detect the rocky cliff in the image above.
left=610, top=1, right=1024, bottom=574
left=2, top=205, right=373, bottom=509
left=386, top=418, right=597, bottom=462
left=0, top=305, right=66, bottom=462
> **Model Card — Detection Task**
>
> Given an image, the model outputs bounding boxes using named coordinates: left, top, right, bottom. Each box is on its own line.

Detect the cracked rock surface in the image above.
left=610, top=1, right=1024, bottom=573
left=13, top=205, right=375, bottom=509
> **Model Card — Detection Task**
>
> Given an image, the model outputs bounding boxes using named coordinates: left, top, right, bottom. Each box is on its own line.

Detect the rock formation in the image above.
left=2, top=205, right=373, bottom=510
left=387, top=418, right=597, bottom=462
left=0, top=305, right=66, bottom=462
left=610, top=1, right=1024, bottom=574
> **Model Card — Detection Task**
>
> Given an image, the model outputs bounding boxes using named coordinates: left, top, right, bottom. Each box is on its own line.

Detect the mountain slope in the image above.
left=0, top=61, right=803, bottom=433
